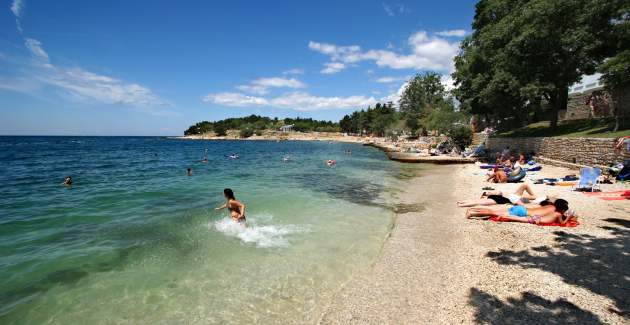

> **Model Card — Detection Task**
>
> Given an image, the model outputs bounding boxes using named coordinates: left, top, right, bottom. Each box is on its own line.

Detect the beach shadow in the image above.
left=485, top=218, right=630, bottom=317
left=468, top=288, right=603, bottom=324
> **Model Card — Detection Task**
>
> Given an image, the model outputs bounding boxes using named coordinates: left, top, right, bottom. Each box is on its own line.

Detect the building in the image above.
left=279, top=124, right=294, bottom=132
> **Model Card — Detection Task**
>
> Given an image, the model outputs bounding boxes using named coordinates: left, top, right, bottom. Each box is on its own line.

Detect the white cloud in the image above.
left=236, top=77, right=305, bottom=94
left=440, top=74, right=455, bottom=91
left=309, top=30, right=461, bottom=73
left=383, top=2, right=395, bottom=16
left=202, top=91, right=377, bottom=111
left=20, top=38, right=163, bottom=107
left=24, top=38, right=48, bottom=61
left=283, top=68, right=304, bottom=75
left=375, top=76, right=407, bottom=83
left=435, top=29, right=467, bottom=37
left=381, top=81, right=408, bottom=104
left=203, top=92, right=269, bottom=107
left=321, top=62, right=346, bottom=74
left=11, top=0, right=24, bottom=18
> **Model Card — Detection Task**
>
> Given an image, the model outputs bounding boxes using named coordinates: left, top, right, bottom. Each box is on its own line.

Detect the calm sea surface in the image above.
left=0, top=136, right=418, bottom=324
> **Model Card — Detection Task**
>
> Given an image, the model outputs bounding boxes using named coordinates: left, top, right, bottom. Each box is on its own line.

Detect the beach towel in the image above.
left=583, top=190, right=630, bottom=201
left=489, top=216, right=580, bottom=227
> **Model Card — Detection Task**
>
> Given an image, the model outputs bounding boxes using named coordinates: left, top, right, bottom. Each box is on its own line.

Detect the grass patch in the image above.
left=496, top=119, right=630, bottom=138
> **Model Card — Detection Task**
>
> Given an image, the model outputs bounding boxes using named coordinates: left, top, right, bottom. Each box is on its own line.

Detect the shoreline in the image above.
left=321, top=163, right=630, bottom=324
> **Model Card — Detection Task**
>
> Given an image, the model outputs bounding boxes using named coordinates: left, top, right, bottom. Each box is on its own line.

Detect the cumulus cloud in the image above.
left=375, top=76, right=407, bottom=83
left=203, top=92, right=269, bottom=107
left=11, top=0, right=24, bottom=18
left=203, top=91, right=377, bottom=111
left=309, top=30, right=461, bottom=73
left=435, top=29, right=467, bottom=37
left=21, top=38, right=163, bottom=107
left=321, top=62, right=346, bottom=74
left=236, top=77, right=305, bottom=95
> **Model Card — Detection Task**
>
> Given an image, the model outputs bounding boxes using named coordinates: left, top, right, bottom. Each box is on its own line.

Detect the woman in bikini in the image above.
left=465, top=199, right=572, bottom=225
left=457, top=183, right=546, bottom=207
left=215, top=188, right=246, bottom=224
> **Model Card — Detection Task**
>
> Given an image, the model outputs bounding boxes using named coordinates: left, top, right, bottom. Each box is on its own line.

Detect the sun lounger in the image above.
left=575, top=167, right=602, bottom=192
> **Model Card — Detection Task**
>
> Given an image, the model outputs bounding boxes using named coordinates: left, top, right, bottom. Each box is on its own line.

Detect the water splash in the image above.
left=213, top=213, right=308, bottom=248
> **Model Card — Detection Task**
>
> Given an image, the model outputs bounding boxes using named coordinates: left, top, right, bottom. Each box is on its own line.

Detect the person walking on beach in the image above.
left=215, top=188, right=246, bottom=224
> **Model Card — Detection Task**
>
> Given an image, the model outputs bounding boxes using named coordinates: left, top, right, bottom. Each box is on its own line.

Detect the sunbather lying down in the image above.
left=465, top=199, right=575, bottom=225
left=457, top=183, right=548, bottom=207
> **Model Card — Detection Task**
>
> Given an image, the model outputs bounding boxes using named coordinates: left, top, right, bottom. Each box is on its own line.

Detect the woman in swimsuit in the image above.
left=465, top=199, right=571, bottom=225
left=457, top=183, right=545, bottom=207
left=215, top=188, right=246, bottom=224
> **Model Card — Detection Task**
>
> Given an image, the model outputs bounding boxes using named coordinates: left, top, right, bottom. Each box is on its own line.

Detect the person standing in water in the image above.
left=215, top=188, right=246, bottom=224
left=187, top=168, right=193, bottom=176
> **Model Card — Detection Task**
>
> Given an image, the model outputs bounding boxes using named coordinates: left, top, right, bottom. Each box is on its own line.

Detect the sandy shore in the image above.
left=321, top=163, right=629, bottom=324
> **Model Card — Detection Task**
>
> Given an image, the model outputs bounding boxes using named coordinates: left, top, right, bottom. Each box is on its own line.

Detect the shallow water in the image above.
left=0, top=136, right=418, bottom=324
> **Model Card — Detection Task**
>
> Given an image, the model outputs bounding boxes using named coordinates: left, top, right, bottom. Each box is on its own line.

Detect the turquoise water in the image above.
left=0, top=137, right=410, bottom=324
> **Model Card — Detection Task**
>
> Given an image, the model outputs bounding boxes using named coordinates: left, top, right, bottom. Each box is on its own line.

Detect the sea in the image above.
left=0, top=136, right=419, bottom=324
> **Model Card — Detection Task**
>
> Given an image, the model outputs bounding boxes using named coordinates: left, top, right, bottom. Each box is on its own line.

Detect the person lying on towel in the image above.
left=465, top=199, right=575, bottom=225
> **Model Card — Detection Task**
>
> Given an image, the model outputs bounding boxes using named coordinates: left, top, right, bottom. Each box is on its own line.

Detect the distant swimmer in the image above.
left=215, top=188, right=246, bottom=224
left=282, top=155, right=291, bottom=162
left=61, top=176, right=72, bottom=186
left=187, top=168, right=193, bottom=176
left=228, top=153, right=239, bottom=160
left=326, top=159, right=336, bottom=167
left=201, top=149, right=209, bottom=163
left=344, top=149, right=352, bottom=155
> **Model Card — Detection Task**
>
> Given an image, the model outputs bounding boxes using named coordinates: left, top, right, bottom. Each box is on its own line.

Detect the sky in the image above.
left=0, top=0, right=476, bottom=135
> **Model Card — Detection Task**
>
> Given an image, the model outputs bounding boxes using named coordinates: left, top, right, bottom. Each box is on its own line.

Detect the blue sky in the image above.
left=0, top=0, right=475, bottom=135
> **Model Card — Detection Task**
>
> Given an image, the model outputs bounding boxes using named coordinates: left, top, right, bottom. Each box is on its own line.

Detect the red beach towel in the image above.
left=489, top=216, right=580, bottom=227
left=583, top=190, right=630, bottom=201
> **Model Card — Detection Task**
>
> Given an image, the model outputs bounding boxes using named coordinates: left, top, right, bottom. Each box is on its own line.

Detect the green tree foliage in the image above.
left=184, top=115, right=339, bottom=135
left=453, top=0, right=626, bottom=129
left=399, top=72, right=447, bottom=135
left=339, top=102, right=398, bottom=136
left=598, top=1, right=630, bottom=131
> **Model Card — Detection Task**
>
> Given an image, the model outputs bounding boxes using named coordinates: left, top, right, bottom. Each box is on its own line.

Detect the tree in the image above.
left=399, top=72, right=446, bottom=135
left=214, top=123, right=227, bottom=136
left=453, top=0, right=623, bottom=129
left=598, top=1, right=630, bottom=131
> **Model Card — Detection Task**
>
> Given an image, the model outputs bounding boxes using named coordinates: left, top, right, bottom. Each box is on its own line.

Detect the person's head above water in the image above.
left=553, top=199, right=569, bottom=213
left=224, top=188, right=235, bottom=200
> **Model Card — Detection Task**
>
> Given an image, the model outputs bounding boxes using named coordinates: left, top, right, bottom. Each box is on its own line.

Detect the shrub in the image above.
left=448, top=125, right=472, bottom=149
left=239, top=127, right=254, bottom=138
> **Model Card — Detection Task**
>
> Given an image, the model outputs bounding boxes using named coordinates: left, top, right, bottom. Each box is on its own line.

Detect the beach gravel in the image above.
left=321, top=164, right=629, bottom=324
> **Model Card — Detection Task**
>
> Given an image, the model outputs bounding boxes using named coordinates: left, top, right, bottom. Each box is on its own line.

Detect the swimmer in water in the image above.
left=326, top=159, right=336, bottom=167
left=215, top=188, right=246, bottom=224
left=61, top=176, right=72, bottom=186
left=201, top=149, right=209, bottom=163
left=187, top=168, right=193, bottom=176
left=228, top=153, right=239, bottom=159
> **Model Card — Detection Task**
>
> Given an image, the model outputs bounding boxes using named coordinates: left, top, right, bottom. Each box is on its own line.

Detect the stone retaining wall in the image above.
left=485, top=136, right=629, bottom=168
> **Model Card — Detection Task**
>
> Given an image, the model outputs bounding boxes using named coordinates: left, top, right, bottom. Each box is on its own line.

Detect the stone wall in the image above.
left=485, top=136, right=629, bottom=168
left=560, top=84, right=630, bottom=122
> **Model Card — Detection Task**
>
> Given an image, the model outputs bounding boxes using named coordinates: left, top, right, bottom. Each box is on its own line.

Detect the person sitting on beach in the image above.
left=487, top=168, right=508, bottom=183
left=61, top=176, right=72, bottom=186
left=215, top=188, right=246, bottom=224
left=514, top=153, right=527, bottom=169
left=187, top=168, right=193, bottom=176
left=457, top=183, right=549, bottom=207
left=465, top=199, right=572, bottom=225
